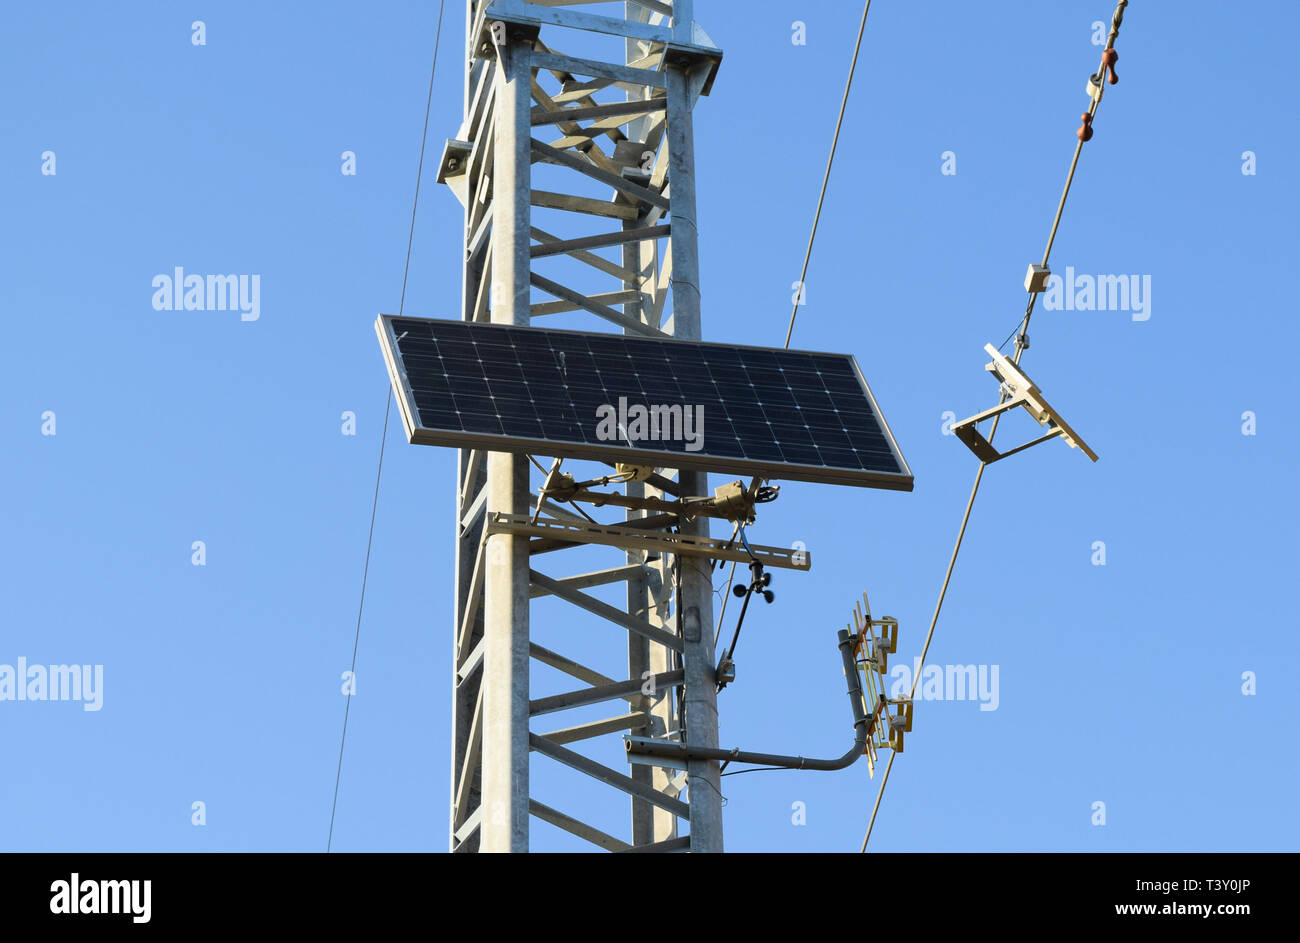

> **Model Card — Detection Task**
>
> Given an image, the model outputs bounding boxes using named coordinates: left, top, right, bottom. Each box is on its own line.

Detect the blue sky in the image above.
left=1, top=1, right=1296, bottom=852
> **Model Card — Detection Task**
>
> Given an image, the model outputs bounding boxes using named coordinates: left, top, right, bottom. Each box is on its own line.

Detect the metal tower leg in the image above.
left=478, top=28, right=534, bottom=855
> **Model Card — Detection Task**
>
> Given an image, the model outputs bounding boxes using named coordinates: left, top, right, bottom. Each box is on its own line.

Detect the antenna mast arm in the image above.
left=625, top=630, right=870, bottom=772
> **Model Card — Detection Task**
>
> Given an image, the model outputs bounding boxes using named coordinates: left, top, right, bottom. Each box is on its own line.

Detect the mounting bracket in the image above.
left=952, top=343, right=1099, bottom=464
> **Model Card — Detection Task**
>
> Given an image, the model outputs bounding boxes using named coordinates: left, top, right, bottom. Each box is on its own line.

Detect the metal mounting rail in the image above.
left=486, top=512, right=812, bottom=571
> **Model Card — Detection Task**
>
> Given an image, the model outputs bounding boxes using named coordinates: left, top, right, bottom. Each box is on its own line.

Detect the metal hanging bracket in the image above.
left=951, top=343, right=1099, bottom=465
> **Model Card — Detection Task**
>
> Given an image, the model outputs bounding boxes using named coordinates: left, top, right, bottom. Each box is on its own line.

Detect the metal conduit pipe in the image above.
left=625, top=630, right=870, bottom=771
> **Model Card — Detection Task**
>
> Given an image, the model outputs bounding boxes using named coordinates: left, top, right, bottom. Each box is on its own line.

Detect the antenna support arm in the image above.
left=625, top=630, right=869, bottom=772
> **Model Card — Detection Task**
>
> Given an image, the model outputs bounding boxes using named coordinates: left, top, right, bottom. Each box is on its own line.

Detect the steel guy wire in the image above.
left=328, top=0, right=447, bottom=853
left=860, top=0, right=1129, bottom=853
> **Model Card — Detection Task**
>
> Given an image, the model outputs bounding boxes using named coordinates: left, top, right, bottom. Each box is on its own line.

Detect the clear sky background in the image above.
left=2, top=1, right=1296, bottom=853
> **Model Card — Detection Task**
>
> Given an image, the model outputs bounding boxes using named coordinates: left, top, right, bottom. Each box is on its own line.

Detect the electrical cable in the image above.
left=720, top=765, right=788, bottom=778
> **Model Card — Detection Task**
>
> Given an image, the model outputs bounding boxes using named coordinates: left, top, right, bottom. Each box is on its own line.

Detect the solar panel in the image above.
left=376, top=315, right=913, bottom=491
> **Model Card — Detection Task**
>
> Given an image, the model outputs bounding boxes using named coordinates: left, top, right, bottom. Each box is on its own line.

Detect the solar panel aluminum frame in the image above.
left=375, top=314, right=914, bottom=491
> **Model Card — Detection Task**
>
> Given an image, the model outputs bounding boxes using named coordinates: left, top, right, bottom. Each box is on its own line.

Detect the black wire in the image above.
left=996, top=315, right=1027, bottom=353
left=328, top=0, right=447, bottom=853
left=720, top=765, right=790, bottom=778
left=717, top=525, right=768, bottom=691
left=673, top=528, right=685, bottom=733
left=720, top=585, right=752, bottom=683
left=690, top=771, right=727, bottom=806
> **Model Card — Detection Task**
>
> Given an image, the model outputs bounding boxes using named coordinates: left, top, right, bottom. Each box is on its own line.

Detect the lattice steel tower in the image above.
left=438, top=0, right=727, bottom=852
